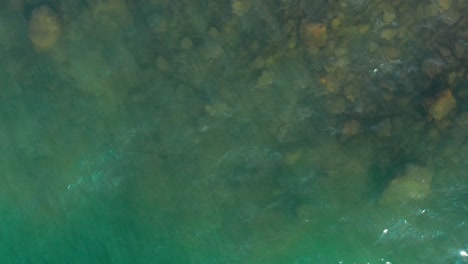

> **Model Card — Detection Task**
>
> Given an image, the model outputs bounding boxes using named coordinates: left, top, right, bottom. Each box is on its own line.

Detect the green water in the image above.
left=1, top=0, right=467, bottom=263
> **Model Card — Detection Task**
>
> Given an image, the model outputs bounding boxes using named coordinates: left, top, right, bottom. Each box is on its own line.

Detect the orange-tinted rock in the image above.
left=301, top=22, right=328, bottom=48
left=28, top=5, right=61, bottom=52
left=428, top=89, right=456, bottom=120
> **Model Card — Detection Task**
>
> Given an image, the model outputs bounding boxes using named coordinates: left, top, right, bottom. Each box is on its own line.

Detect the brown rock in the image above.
left=28, top=6, right=61, bottom=52
left=428, top=89, right=456, bottom=120
left=383, top=46, right=401, bottom=60
left=301, top=22, right=328, bottom=48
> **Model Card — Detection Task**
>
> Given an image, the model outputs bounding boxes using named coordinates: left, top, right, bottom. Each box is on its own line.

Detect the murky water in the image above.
left=0, top=0, right=467, bottom=263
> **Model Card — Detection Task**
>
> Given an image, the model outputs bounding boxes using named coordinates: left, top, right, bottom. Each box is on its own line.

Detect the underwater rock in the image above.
left=428, top=89, right=456, bottom=120
left=301, top=21, right=328, bottom=49
left=342, top=120, right=360, bottom=137
left=28, top=5, right=61, bottom=52
left=88, top=0, right=131, bottom=28
left=453, top=42, right=464, bottom=59
left=283, top=149, right=303, bottom=166
left=6, top=0, right=24, bottom=11
left=231, top=0, right=252, bottom=16
left=326, top=96, right=347, bottom=114
left=331, top=18, right=341, bottom=28
left=380, top=28, right=397, bottom=41
left=373, top=118, right=392, bottom=137
left=383, top=9, right=396, bottom=24
left=156, top=56, right=171, bottom=72
left=435, top=0, right=452, bottom=11
left=380, top=165, right=433, bottom=205
left=180, top=37, right=193, bottom=50
left=422, top=57, right=446, bottom=78
left=256, top=70, right=274, bottom=88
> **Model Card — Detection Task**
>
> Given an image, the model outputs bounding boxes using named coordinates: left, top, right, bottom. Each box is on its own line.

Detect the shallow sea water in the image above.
left=0, top=0, right=467, bottom=263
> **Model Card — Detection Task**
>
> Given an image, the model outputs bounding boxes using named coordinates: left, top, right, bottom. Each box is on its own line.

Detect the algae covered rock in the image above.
left=28, top=5, right=61, bottom=52
left=428, top=89, right=456, bottom=120
left=231, top=0, right=252, bottom=16
left=380, top=165, right=433, bottom=205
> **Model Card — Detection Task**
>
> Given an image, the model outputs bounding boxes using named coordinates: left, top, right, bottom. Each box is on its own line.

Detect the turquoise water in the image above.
left=1, top=0, right=467, bottom=263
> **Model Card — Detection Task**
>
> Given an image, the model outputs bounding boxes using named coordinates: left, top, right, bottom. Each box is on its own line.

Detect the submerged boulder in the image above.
left=28, top=5, right=61, bottom=52
left=428, top=89, right=456, bottom=120
left=380, top=165, right=433, bottom=205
